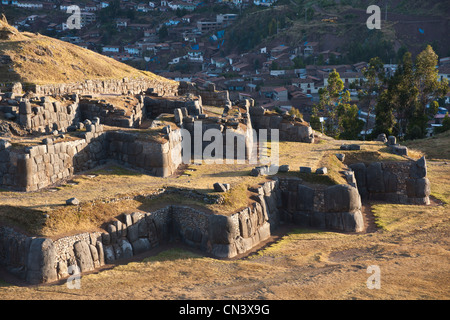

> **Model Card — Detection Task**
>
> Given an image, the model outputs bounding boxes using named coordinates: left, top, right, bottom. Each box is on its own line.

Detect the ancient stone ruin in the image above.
left=0, top=78, right=432, bottom=284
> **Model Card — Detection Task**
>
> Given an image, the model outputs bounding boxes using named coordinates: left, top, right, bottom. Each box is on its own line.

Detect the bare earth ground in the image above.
left=0, top=134, right=449, bottom=300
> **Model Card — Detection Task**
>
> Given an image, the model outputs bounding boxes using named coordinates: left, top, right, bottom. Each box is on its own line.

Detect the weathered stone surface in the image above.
left=211, top=243, right=237, bottom=258
left=324, top=185, right=361, bottom=213
left=131, top=238, right=151, bottom=255
left=377, top=133, right=387, bottom=143
left=73, top=240, right=94, bottom=272
left=126, top=223, right=139, bottom=243
left=299, top=166, right=312, bottom=173
left=103, top=245, right=115, bottom=264
left=213, top=182, right=230, bottom=192
left=410, top=156, right=427, bottom=179
left=316, top=167, right=328, bottom=175
left=66, top=197, right=80, bottom=205
left=118, top=239, right=133, bottom=259
left=391, top=145, right=408, bottom=156
left=340, top=144, right=361, bottom=150
left=26, top=238, right=57, bottom=284
left=296, top=184, right=315, bottom=212
left=366, top=162, right=385, bottom=193
left=415, top=178, right=431, bottom=198
left=335, top=153, right=345, bottom=162
left=208, top=214, right=237, bottom=244
left=388, top=136, right=396, bottom=145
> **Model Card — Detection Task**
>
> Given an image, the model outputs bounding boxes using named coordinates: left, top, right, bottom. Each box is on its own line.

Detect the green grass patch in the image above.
left=142, top=248, right=202, bottom=263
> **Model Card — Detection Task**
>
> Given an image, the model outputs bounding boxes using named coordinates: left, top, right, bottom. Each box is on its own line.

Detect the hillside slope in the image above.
left=0, top=15, right=175, bottom=85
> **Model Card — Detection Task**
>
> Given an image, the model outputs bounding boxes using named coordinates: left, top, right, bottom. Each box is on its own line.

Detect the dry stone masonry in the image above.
left=349, top=157, right=430, bottom=205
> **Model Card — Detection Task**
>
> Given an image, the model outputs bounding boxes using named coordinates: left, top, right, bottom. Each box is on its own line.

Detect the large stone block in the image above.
left=410, top=156, right=427, bottom=179
left=296, top=184, right=315, bottom=212
left=324, top=184, right=361, bottom=213
left=73, top=240, right=94, bottom=272
left=208, top=214, right=237, bottom=245
left=26, top=238, right=57, bottom=284
left=366, top=162, right=385, bottom=193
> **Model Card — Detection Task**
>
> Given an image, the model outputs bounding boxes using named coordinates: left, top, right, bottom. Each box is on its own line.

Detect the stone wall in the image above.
left=0, top=140, right=22, bottom=189
left=79, top=95, right=146, bottom=128
left=2, top=124, right=107, bottom=192
left=0, top=122, right=185, bottom=191
left=249, top=106, right=314, bottom=143
left=275, top=178, right=364, bottom=233
left=144, top=95, right=202, bottom=119
left=349, top=157, right=430, bottom=205
left=0, top=226, right=57, bottom=284
left=0, top=177, right=373, bottom=284
left=107, top=128, right=183, bottom=178
left=178, top=81, right=230, bottom=107
left=18, top=96, right=80, bottom=134
left=31, top=77, right=179, bottom=97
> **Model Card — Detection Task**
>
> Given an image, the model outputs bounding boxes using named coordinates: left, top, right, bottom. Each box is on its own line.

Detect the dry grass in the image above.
left=403, top=131, right=450, bottom=161
left=0, top=19, right=175, bottom=85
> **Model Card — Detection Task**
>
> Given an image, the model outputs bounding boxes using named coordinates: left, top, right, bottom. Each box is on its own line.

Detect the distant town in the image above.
left=1, top=0, right=450, bottom=135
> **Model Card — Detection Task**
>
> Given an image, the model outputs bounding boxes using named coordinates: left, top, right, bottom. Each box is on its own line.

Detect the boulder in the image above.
left=387, top=136, right=396, bottom=145
left=391, top=145, right=408, bottom=156
left=213, top=182, right=231, bottom=192
left=299, top=166, right=312, bottom=173
left=66, top=197, right=79, bottom=205
left=377, top=133, right=387, bottom=143
left=340, top=144, right=361, bottom=151
left=415, top=178, right=431, bottom=198
left=316, top=167, right=328, bottom=175
left=335, top=153, right=345, bottom=162
left=211, top=243, right=237, bottom=258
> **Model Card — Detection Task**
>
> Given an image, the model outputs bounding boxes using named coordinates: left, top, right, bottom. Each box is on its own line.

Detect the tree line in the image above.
left=310, top=45, right=449, bottom=141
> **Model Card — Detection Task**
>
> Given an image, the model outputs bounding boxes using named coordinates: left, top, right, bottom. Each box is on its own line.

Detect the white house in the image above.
left=124, top=45, right=140, bottom=55
left=102, top=45, right=120, bottom=53
left=438, top=65, right=450, bottom=82
left=188, top=49, right=203, bottom=62
left=253, top=0, right=277, bottom=7
left=14, top=1, right=43, bottom=9
left=115, top=18, right=130, bottom=28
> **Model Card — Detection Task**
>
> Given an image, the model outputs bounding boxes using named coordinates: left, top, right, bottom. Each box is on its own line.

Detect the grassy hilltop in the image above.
left=0, top=15, right=174, bottom=85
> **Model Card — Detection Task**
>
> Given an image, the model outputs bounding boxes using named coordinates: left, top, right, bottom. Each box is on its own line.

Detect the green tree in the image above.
left=372, top=46, right=449, bottom=140
left=311, top=69, right=363, bottom=139
left=408, top=45, right=449, bottom=139
left=358, top=57, right=386, bottom=140
left=373, top=89, right=396, bottom=136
